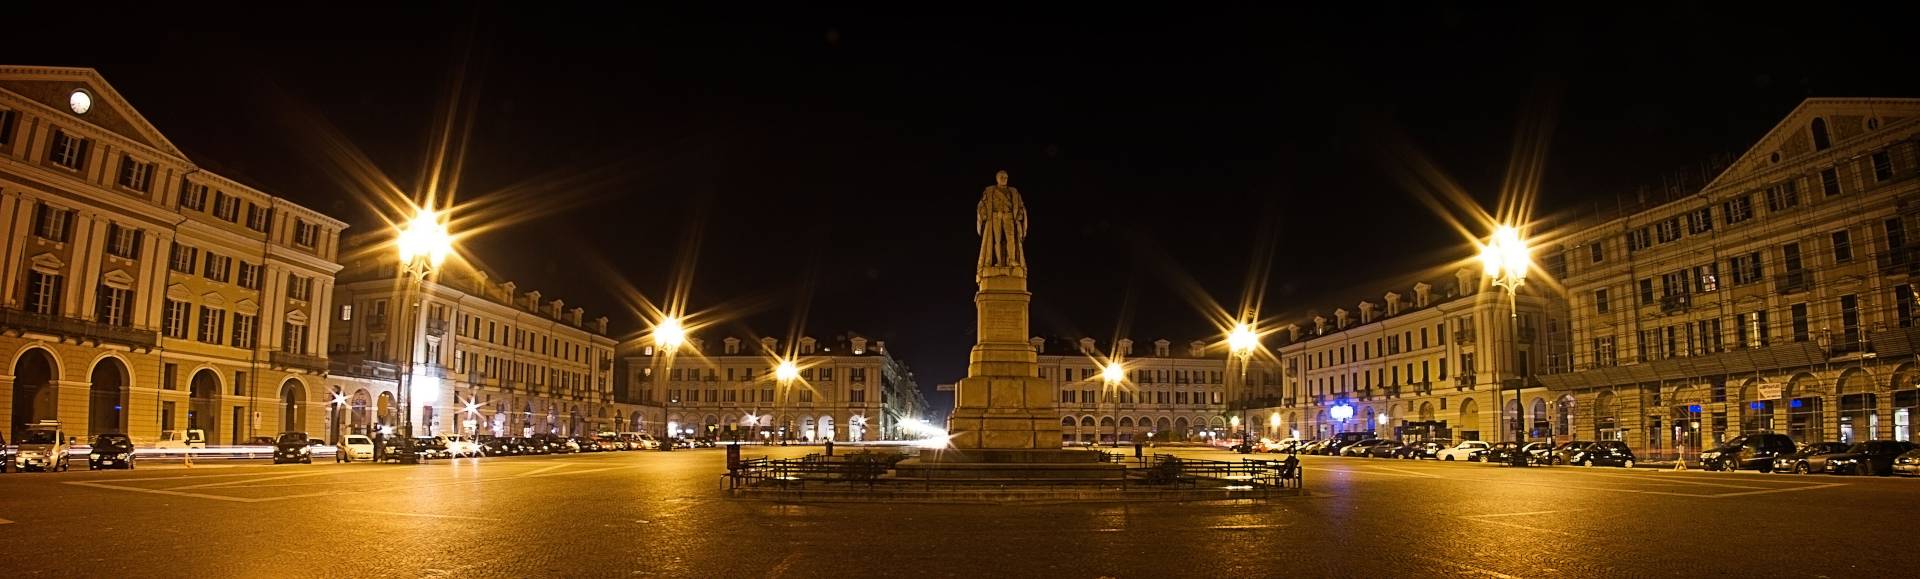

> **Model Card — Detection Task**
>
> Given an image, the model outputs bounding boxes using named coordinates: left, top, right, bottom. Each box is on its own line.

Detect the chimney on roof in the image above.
left=873, top=340, right=885, bottom=354
left=594, top=316, right=608, bottom=334
left=723, top=337, right=741, bottom=354
left=1414, top=282, right=1433, bottom=308
left=1285, top=324, right=1301, bottom=343
left=689, top=337, right=705, bottom=353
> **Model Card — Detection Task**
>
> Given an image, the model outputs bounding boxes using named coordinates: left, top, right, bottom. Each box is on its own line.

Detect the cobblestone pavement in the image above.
left=0, top=445, right=1910, bottom=578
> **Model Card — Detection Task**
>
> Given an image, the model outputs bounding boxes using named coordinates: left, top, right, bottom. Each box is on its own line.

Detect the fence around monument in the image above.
left=721, top=452, right=1301, bottom=495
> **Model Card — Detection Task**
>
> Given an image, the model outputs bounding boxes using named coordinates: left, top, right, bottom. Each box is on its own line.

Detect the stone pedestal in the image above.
left=949, top=271, right=1061, bottom=449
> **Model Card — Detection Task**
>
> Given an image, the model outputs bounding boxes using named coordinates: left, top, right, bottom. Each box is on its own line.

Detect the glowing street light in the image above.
left=1478, top=224, right=1533, bottom=464
left=775, top=359, right=799, bottom=383
left=653, top=317, right=686, bottom=351
left=773, top=357, right=799, bottom=445
left=1101, top=359, right=1125, bottom=446
left=392, top=206, right=455, bottom=453
left=397, top=208, right=453, bottom=271
left=1227, top=321, right=1258, bottom=451
left=1228, top=323, right=1258, bottom=356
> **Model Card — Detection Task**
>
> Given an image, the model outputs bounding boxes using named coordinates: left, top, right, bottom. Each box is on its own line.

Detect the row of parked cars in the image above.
left=311, top=431, right=678, bottom=463
left=1248, top=435, right=1642, bottom=468
left=1698, top=433, right=1920, bottom=476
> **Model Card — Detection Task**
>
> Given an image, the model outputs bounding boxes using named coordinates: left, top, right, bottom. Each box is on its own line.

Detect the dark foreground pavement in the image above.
left=0, top=445, right=1913, bottom=578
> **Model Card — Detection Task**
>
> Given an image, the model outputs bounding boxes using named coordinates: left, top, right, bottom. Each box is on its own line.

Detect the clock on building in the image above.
left=69, top=89, right=91, bottom=115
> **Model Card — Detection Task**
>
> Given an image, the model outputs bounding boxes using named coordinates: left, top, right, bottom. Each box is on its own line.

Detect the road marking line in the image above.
left=1304, top=467, right=1433, bottom=478
left=0, top=517, right=13, bottom=525
left=1416, top=555, right=1528, bottom=579
left=1364, top=466, right=1440, bottom=478
left=1464, top=509, right=1572, bottom=519
left=1459, top=516, right=1577, bottom=537
left=1710, top=482, right=1847, bottom=498
left=518, top=464, right=568, bottom=477
left=169, top=471, right=332, bottom=490
left=64, top=481, right=270, bottom=503
left=344, top=509, right=496, bottom=521
left=1207, top=524, right=1287, bottom=530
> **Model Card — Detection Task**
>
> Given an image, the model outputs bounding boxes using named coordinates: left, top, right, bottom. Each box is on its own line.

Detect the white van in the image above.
left=155, top=429, right=207, bottom=449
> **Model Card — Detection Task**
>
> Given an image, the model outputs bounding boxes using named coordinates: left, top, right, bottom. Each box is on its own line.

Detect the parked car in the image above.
left=1894, top=448, right=1920, bottom=477
left=1701, top=433, right=1798, bottom=472
left=1340, top=439, right=1389, bottom=457
left=1398, top=439, right=1451, bottom=459
left=1437, top=441, right=1492, bottom=461
left=13, top=421, right=71, bottom=472
left=1302, top=439, right=1338, bottom=455
left=272, top=432, right=318, bottom=464
left=1262, top=438, right=1302, bottom=453
left=154, top=429, right=207, bottom=450
left=436, top=434, right=482, bottom=457
left=1488, top=442, right=1553, bottom=465
left=1548, top=441, right=1597, bottom=465
left=480, top=436, right=521, bottom=456
left=88, top=433, right=136, bottom=470
left=380, top=438, right=426, bottom=463
left=621, top=432, right=660, bottom=450
left=1819, top=440, right=1916, bottom=476
left=1566, top=441, right=1638, bottom=468
left=573, top=436, right=600, bottom=452
left=246, top=436, right=278, bottom=447
left=336, top=435, right=375, bottom=462
left=1772, top=442, right=1852, bottom=474
left=1363, top=440, right=1406, bottom=458
left=413, top=437, right=450, bottom=459
left=1328, top=432, right=1378, bottom=455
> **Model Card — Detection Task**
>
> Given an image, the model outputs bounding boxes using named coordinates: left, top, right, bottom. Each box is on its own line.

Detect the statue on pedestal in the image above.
left=976, top=170, right=1028, bottom=278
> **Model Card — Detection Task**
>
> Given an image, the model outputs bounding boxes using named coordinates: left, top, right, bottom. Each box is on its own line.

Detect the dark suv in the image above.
left=1701, top=433, right=1797, bottom=472
left=1568, top=441, right=1637, bottom=468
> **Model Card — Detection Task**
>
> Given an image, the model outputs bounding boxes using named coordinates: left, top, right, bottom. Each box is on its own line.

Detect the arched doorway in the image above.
left=1594, top=391, right=1620, bottom=441
left=1739, top=378, right=1775, bottom=434
left=1418, top=401, right=1436, bottom=422
left=1838, top=369, right=1878, bottom=443
left=188, top=368, right=220, bottom=439
left=1099, top=416, right=1115, bottom=444
left=1786, top=373, right=1824, bottom=443
left=817, top=415, right=835, bottom=442
left=350, top=390, right=371, bottom=434
left=1530, top=397, right=1549, bottom=438
left=11, top=348, right=60, bottom=440
left=1059, top=416, right=1075, bottom=445
left=1458, top=398, right=1480, bottom=440
left=1118, top=417, right=1135, bottom=443
left=848, top=415, right=867, bottom=442
left=1503, top=398, right=1522, bottom=440
left=89, top=357, right=131, bottom=436
left=1155, top=417, right=1172, bottom=440
left=568, top=405, right=582, bottom=436
left=1555, top=394, right=1577, bottom=437
left=280, top=379, right=307, bottom=433
left=1173, top=417, right=1190, bottom=441
left=377, top=391, right=396, bottom=429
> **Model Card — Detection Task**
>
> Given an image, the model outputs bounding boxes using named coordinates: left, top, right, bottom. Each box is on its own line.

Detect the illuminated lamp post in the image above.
left=1479, top=224, right=1532, bottom=466
left=1228, top=322, right=1258, bottom=451
left=775, top=358, right=798, bottom=445
left=1103, top=359, right=1125, bottom=447
left=652, top=316, right=685, bottom=450
left=395, top=207, right=452, bottom=463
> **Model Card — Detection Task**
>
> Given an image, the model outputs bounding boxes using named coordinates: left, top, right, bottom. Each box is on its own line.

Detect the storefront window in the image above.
left=1840, top=393, right=1878, bottom=443
left=1788, top=397, right=1824, bottom=443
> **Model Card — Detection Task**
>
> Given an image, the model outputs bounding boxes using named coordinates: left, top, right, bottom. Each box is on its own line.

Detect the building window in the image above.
left=1638, top=278, right=1655, bottom=306
left=1736, top=310, right=1769, bottom=349
left=283, top=322, right=308, bottom=353
left=232, top=313, right=256, bottom=349
left=1626, top=228, right=1651, bottom=252
left=1589, top=242, right=1604, bottom=263
left=1811, top=170, right=1842, bottom=202
left=1655, top=218, right=1682, bottom=243
left=197, top=307, right=227, bottom=344
left=1833, top=230, right=1854, bottom=263
left=117, top=155, right=154, bottom=193
left=163, top=299, right=190, bottom=339
left=1872, top=151, right=1894, bottom=182
left=1593, top=336, right=1617, bottom=367
left=202, top=253, right=231, bottom=283
left=1790, top=303, right=1810, bottom=343
left=96, top=285, right=131, bottom=326
left=1685, top=208, right=1713, bottom=235
left=25, top=271, right=62, bottom=315
left=1765, top=181, right=1799, bottom=212
left=287, top=275, right=312, bottom=301
left=340, top=304, right=353, bottom=321
left=0, top=109, right=14, bottom=145
left=294, top=219, right=320, bottom=248
left=1692, top=263, right=1720, bottom=293
left=1722, top=195, right=1754, bottom=225
left=179, top=180, right=208, bottom=211
left=1840, top=294, right=1861, bottom=350
left=1811, top=118, right=1831, bottom=151
left=168, top=244, right=197, bottom=274
left=105, top=223, right=142, bottom=259
left=212, top=192, right=240, bottom=222
left=1889, top=218, right=1908, bottom=250
left=31, top=203, right=74, bottom=242
left=237, top=261, right=261, bottom=290
left=48, top=130, right=89, bottom=170
left=245, top=204, right=272, bottom=233
left=1729, top=252, right=1764, bottom=285
left=1898, top=285, right=1916, bottom=329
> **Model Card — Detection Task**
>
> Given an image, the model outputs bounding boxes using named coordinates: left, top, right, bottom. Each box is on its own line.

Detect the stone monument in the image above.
left=947, top=170, right=1064, bottom=450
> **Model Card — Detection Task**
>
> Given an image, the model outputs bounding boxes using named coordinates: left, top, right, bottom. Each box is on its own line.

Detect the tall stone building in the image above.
left=1541, top=98, right=1920, bottom=454
left=616, top=333, right=927, bottom=441
left=327, top=235, right=628, bottom=438
left=0, top=66, right=345, bottom=444
left=1038, top=336, right=1268, bottom=444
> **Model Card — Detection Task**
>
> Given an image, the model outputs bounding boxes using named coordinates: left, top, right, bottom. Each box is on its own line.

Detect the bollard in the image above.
left=726, top=444, right=741, bottom=471
left=825, top=439, right=835, bottom=457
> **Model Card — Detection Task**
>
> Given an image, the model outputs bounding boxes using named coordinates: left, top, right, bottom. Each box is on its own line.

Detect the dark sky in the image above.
left=14, top=4, right=1914, bottom=415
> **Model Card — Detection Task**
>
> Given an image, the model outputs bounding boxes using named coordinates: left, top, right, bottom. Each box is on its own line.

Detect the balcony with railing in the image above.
left=329, top=359, right=399, bottom=380
left=271, top=350, right=329, bottom=373
left=1454, top=329, right=1476, bottom=345
left=420, top=364, right=451, bottom=379
left=1, top=308, right=158, bottom=350
left=1659, top=292, right=1692, bottom=314
left=1517, top=326, right=1538, bottom=343
left=1775, top=269, right=1814, bottom=294
left=425, top=318, right=448, bottom=337
left=1878, top=246, right=1920, bottom=277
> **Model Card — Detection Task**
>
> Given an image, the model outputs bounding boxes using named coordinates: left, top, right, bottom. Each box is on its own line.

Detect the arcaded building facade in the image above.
left=617, top=334, right=927, bottom=441
left=1542, top=99, right=1920, bottom=455
left=0, top=67, right=345, bottom=445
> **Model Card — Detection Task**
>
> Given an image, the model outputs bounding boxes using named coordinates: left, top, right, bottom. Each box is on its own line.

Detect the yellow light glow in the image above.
left=396, top=207, right=454, bottom=269
left=1102, top=362, right=1125, bottom=384
left=1227, top=323, right=1258, bottom=355
left=331, top=393, right=349, bottom=406
left=653, top=317, right=686, bottom=350
left=1269, top=412, right=1281, bottom=430
left=1480, top=224, right=1530, bottom=281
left=775, top=359, right=799, bottom=383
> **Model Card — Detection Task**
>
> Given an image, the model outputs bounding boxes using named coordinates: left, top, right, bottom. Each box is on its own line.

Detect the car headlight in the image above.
left=90, top=453, right=101, bottom=459
left=1830, top=458, right=1856, bottom=466
left=1701, top=451, right=1719, bottom=459
left=299, top=447, right=311, bottom=454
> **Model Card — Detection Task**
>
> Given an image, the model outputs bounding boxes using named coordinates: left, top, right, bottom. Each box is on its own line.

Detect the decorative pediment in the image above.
left=232, top=298, right=260, bottom=315
left=1706, top=98, right=1920, bottom=191
left=0, top=66, right=187, bottom=159
left=200, top=292, right=227, bottom=307
left=29, top=252, right=66, bottom=274
left=286, top=309, right=309, bottom=325
left=101, top=269, right=135, bottom=290
left=166, top=283, right=193, bottom=301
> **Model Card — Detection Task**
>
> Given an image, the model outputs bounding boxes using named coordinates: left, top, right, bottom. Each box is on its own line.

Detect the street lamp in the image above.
left=651, top=316, right=685, bottom=448
left=774, top=358, right=798, bottom=445
left=1228, top=322, right=1258, bottom=450
left=1102, top=360, right=1125, bottom=447
left=330, top=392, right=349, bottom=444
left=1330, top=403, right=1354, bottom=435
left=1479, top=224, right=1531, bottom=466
left=394, top=207, right=453, bottom=461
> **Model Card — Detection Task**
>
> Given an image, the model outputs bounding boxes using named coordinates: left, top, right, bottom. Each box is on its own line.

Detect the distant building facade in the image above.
left=1541, top=99, right=1920, bottom=455
left=327, top=239, right=627, bottom=439
left=0, top=66, right=346, bottom=444
left=616, top=334, right=927, bottom=441
left=1038, top=336, right=1254, bottom=444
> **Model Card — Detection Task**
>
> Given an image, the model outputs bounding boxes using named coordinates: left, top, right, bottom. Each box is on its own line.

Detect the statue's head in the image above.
left=995, top=170, right=1009, bottom=186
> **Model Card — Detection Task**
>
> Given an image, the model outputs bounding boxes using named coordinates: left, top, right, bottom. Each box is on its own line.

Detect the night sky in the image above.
left=14, top=4, right=1913, bottom=415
